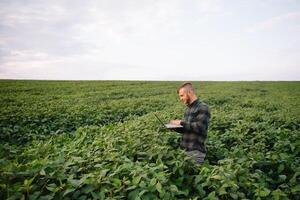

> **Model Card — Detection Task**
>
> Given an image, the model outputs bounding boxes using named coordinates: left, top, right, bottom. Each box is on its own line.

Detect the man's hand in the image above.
left=169, top=120, right=181, bottom=125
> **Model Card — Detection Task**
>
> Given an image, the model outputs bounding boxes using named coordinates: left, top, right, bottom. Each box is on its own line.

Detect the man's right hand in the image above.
left=169, top=120, right=182, bottom=125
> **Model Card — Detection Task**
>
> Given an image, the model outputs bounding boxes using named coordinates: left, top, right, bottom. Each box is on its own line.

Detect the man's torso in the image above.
left=180, top=99, right=211, bottom=153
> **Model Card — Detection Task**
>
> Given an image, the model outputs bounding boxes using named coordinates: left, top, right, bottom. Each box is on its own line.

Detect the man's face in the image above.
left=178, top=88, right=190, bottom=105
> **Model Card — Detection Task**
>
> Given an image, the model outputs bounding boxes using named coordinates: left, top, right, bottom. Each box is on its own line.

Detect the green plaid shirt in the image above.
left=179, top=98, right=211, bottom=153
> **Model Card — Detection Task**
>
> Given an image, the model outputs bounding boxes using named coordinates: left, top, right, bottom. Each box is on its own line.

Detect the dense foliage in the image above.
left=0, top=80, right=299, bottom=199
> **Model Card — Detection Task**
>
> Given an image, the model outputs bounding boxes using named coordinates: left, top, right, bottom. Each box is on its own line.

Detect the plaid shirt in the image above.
left=179, top=98, right=211, bottom=153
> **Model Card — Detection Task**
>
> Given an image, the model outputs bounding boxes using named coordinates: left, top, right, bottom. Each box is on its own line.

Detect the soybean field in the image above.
left=0, top=80, right=299, bottom=200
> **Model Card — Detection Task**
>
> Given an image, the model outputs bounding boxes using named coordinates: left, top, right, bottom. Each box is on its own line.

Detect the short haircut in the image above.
left=177, top=82, right=195, bottom=94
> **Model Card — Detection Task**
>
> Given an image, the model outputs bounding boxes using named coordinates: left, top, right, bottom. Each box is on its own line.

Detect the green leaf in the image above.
left=112, top=178, right=122, bottom=187
left=277, top=164, right=284, bottom=173
left=68, top=179, right=82, bottom=188
left=94, top=164, right=102, bottom=168
left=46, top=185, right=58, bottom=193
left=132, top=176, right=142, bottom=185
left=142, top=193, right=157, bottom=200
left=39, top=169, right=46, bottom=176
left=82, top=184, right=95, bottom=194
left=24, top=176, right=35, bottom=187
left=126, top=185, right=137, bottom=191
left=91, top=191, right=105, bottom=200
left=259, top=188, right=271, bottom=197
left=196, top=184, right=206, bottom=197
left=0, top=184, right=6, bottom=189
left=204, top=191, right=218, bottom=200
left=128, top=189, right=141, bottom=200
left=139, top=189, right=148, bottom=197
left=63, top=188, right=75, bottom=196
left=100, top=169, right=109, bottom=177
left=210, top=175, right=222, bottom=180
left=291, top=185, right=300, bottom=193
left=195, top=175, right=202, bottom=184
left=29, top=191, right=41, bottom=200
left=149, top=178, right=156, bottom=186
left=38, top=194, right=55, bottom=200
left=230, top=193, right=238, bottom=199
left=278, top=175, right=286, bottom=181
left=170, top=185, right=179, bottom=193
left=7, top=192, right=23, bottom=200
left=271, top=189, right=287, bottom=200
left=156, top=182, right=162, bottom=193
left=218, top=187, right=227, bottom=195
left=139, top=180, right=146, bottom=188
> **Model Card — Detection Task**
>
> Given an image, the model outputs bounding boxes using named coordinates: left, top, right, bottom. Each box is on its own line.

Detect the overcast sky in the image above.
left=0, top=0, right=299, bottom=80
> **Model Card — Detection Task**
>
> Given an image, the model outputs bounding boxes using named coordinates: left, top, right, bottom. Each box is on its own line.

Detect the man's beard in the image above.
left=186, top=97, right=191, bottom=105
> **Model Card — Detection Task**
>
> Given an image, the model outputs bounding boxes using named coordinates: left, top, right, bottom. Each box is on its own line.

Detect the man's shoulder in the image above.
left=187, top=99, right=209, bottom=113
left=197, top=100, right=209, bottom=110
left=201, top=102, right=210, bottom=109
left=196, top=101, right=210, bottom=117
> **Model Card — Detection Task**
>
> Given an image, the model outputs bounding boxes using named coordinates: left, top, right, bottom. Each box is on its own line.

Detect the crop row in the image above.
left=1, top=103, right=299, bottom=199
left=0, top=81, right=299, bottom=199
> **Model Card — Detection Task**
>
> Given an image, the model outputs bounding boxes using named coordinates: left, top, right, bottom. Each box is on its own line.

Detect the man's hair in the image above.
left=177, top=82, right=195, bottom=94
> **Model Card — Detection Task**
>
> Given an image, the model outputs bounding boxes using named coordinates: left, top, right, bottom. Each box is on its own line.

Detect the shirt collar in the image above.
left=188, top=98, right=199, bottom=108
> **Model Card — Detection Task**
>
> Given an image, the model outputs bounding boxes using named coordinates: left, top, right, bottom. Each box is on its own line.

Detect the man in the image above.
left=170, top=82, right=211, bottom=164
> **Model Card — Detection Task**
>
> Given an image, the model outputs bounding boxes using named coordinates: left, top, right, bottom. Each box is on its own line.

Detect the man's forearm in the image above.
left=180, top=120, right=207, bottom=135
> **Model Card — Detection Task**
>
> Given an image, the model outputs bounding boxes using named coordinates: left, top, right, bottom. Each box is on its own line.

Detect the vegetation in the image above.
left=0, top=80, right=299, bottom=199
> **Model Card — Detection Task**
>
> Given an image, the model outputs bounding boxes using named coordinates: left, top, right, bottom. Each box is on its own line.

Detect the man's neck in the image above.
left=188, top=96, right=198, bottom=106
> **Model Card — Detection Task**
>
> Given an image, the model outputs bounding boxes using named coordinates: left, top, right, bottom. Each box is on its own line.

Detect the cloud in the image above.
left=0, top=0, right=299, bottom=80
left=0, top=51, right=142, bottom=80
left=0, top=0, right=193, bottom=79
left=0, top=2, right=93, bottom=60
left=0, top=4, right=66, bottom=28
left=247, top=11, right=300, bottom=33
left=197, top=0, right=223, bottom=15
left=72, top=0, right=185, bottom=44
left=0, top=0, right=185, bottom=58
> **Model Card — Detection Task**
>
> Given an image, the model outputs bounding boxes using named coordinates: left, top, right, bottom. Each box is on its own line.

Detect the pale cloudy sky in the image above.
left=0, top=0, right=299, bottom=80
